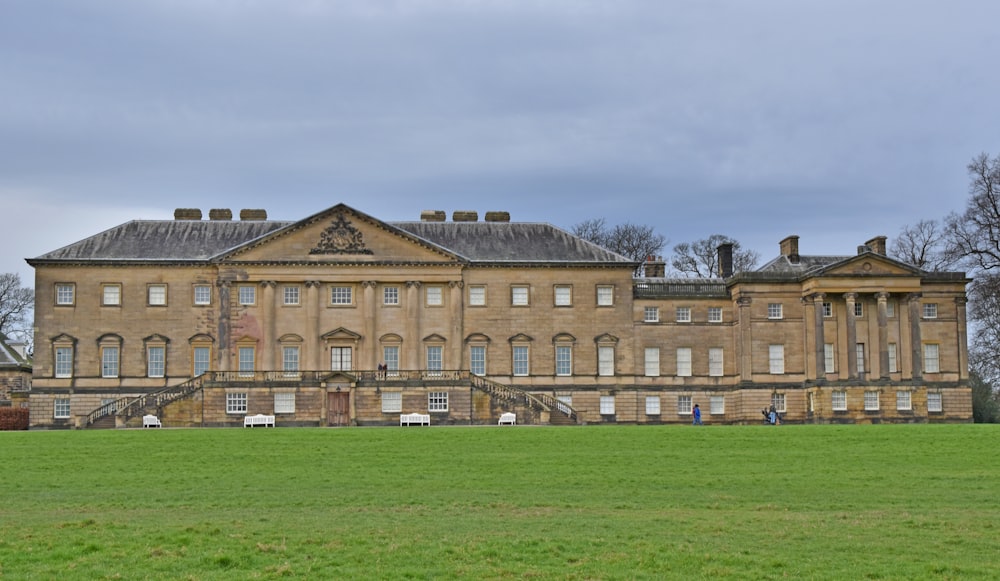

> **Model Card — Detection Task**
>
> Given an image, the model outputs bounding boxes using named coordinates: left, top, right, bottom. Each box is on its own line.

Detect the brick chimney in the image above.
left=865, top=236, right=887, bottom=255
left=644, top=255, right=666, bottom=278
left=717, top=243, right=734, bottom=277
left=452, top=210, right=479, bottom=222
left=174, top=208, right=203, bottom=220
left=779, top=235, right=800, bottom=264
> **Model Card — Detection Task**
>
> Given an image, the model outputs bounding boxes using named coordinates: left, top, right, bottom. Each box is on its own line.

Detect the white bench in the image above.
left=400, top=413, right=430, bottom=426
left=142, top=414, right=162, bottom=428
left=244, top=414, right=275, bottom=428
left=498, top=412, right=517, bottom=425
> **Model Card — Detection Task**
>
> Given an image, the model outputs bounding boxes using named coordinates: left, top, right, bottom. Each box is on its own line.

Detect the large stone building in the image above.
left=0, top=332, right=32, bottom=406
left=26, top=203, right=972, bottom=428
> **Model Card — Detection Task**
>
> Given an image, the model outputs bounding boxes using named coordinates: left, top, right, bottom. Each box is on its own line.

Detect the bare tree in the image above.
left=571, top=219, right=667, bottom=275
left=945, top=152, right=1000, bottom=272
left=0, top=273, right=34, bottom=341
left=889, top=219, right=958, bottom=271
left=670, top=235, right=760, bottom=278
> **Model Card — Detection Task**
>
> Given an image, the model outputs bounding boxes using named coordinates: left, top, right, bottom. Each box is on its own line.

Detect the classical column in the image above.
left=737, top=296, right=753, bottom=383
left=812, top=293, right=826, bottom=381
left=908, top=293, right=923, bottom=382
left=260, top=281, right=277, bottom=371
left=216, top=280, right=232, bottom=372
left=876, top=291, right=890, bottom=379
left=305, top=281, right=322, bottom=370
left=956, top=296, right=969, bottom=381
left=362, top=281, right=378, bottom=370
left=844, top=293, right=858, bottom=379
left=406, top=281, right=422, bottom=371
left=449, top=281, right=464, bottom=371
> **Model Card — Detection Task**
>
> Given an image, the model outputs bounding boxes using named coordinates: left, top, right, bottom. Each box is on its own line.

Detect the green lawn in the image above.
left=1, top=424, right=997, bottom=579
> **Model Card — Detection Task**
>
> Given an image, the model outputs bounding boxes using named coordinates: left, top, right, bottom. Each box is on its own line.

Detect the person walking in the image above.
left=692, top=403, right=703, bottom=426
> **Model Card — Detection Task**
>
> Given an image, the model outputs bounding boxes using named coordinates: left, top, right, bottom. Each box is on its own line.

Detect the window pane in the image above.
left=856, top=343, right=865, bottom=374
left=55, top=347, right=73, bottom=378
left=426, top=286, right=443, bottom=306
left=824, top=344, right=835, bottom=373
left=102, top=347, right=119, bottom=378
left=194, top=347, right=210, bottom=376
left=769, top=345, right=784, bottom=374
left=331, top=286, right=352, bottom=304
left=600, top=395, right=615, bottom=415
left=331, top=347, right=352, bottom=371
left=426, top=346, right=443, bottom=375
left=54, top=398, right=71, bottom=418
left=896, top=391, right=911, bottom=411
left=512, top=286, right=529, bottom=306
left=383, top=346, right=399, bottom=375
left=768, top=303, right=782, bottom=319
left=710, top=395, right=725, bottom=415
left=470, top=346, right=485, bottom=375
left=194, top=285, right=212, bottom=305
left=708, top=307, right=722, bottom=322
left=513, top=346, right=529, bottom=376
left=927, top=392, right=942, bottom=412
left=644, top=347, right=660, bottom=377
left=382, top=391, right=402, bottom=413
left=924, top=344, right=940, bottom=373
left=274, top=392, right=295, bottom=413
left=226, top=393, right=247, bottom=414
left=644, top=306, right=659, bottom=322
left=676, top=348, right=691, bottom=377
left=645, top=396, right=660, bottom=415
left=677, top=395, right=692, bottom=415
left=469, top=286, right=486, bottom=306
left=238, top=347, right=255, bottom=376
left=598, top=346, right=614, bottom=376
left=147, top=346, right=165, bottom=378
left=555, top=286, right=572, bottom=306
left=103, top=285, right=121, bottom=306
left=56, top=284, right=74, bottom=305
left=888, top=343, right=898, bottom=373
left=864, top=391, right=879, bottom=411
left=556, top=346, right=572, bottom=376
left=148, top=285, right=166, bottom=305
left=708, top=348, right=723, bottom=377
left=832, top=391, right=847, bottom=411
left=283, top=286, right=300, bottom=305
left=597, top=286, right=613, bottom=306
left=428, top=391, right=448, bottom=412
left=383, top=286, right=399, bottom=305
left=283, top=346, right=299, bottom=375
left=676, top=307, right=690, bottom=322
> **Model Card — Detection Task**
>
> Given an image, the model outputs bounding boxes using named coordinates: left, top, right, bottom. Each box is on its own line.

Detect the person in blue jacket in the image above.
left=692, top=403, right=703, bottom=425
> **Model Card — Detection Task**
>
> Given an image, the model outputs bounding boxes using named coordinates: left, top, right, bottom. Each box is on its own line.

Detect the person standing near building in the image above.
left=692, top=403, right=703, bottom=426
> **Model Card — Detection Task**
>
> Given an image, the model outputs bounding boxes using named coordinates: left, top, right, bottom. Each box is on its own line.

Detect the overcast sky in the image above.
left=3, top=0, right=999, bottom=286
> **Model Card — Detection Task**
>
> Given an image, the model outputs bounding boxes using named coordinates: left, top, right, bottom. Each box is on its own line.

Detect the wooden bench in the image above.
left=498, top=412, right=517, bottom=425
left=142, top=414, right=162, bottom=428
left=400, top=413, right=430, bottom=426
left=244, top=414, right=275, bottom=428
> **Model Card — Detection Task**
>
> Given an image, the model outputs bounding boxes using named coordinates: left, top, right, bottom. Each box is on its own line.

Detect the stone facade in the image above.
left=0, top=333, right=31, bottom=405
left=26, top=204, right=972, bottom=428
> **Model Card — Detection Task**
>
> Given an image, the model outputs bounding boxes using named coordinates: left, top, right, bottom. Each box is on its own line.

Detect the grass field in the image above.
left=1, top=424, right=997, bottom=580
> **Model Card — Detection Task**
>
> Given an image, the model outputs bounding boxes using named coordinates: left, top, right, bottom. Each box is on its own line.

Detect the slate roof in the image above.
left=28, top=216, right=634, bottom=266
left=390, top=221, right=634, bottom=264
left=29, top=220, right=295, bottom=263
left=755, top=254, right=854, bottom=276
left=0, top=333, right=31, bottom=369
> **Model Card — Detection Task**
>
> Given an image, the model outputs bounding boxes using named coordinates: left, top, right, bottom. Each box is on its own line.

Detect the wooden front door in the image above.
left=328, top=391, right=350, bottom=426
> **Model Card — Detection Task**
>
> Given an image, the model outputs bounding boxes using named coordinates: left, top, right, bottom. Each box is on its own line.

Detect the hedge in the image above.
left=0, top=407, right=30, bottom=430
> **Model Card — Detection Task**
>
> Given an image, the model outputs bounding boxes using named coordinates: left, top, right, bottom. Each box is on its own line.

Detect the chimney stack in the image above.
left=779, top=235, right=800, bottom=264
left=717, top=243, right=734, bottom=277
left=644, top=255, right=666, bottom=278
left=208, top=208, right=233, bottom=221
left=485, top=211, right=510, bottom=222
left=420, top=210, right=446, bottom=222
left=452, top=210, right=479, bottom=222
left=865, top=236, right=887, bottom=255
left=174, top=208, right=202, bottom=220
left=239, top=209, right=267, bottom=221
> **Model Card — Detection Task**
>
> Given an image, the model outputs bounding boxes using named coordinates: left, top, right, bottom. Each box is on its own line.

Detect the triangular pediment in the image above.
left=321, top=327, right=362, bottom=342
left=217, top=204, right=464, bottom=265
left=814, top=253, right=923, bottom=278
